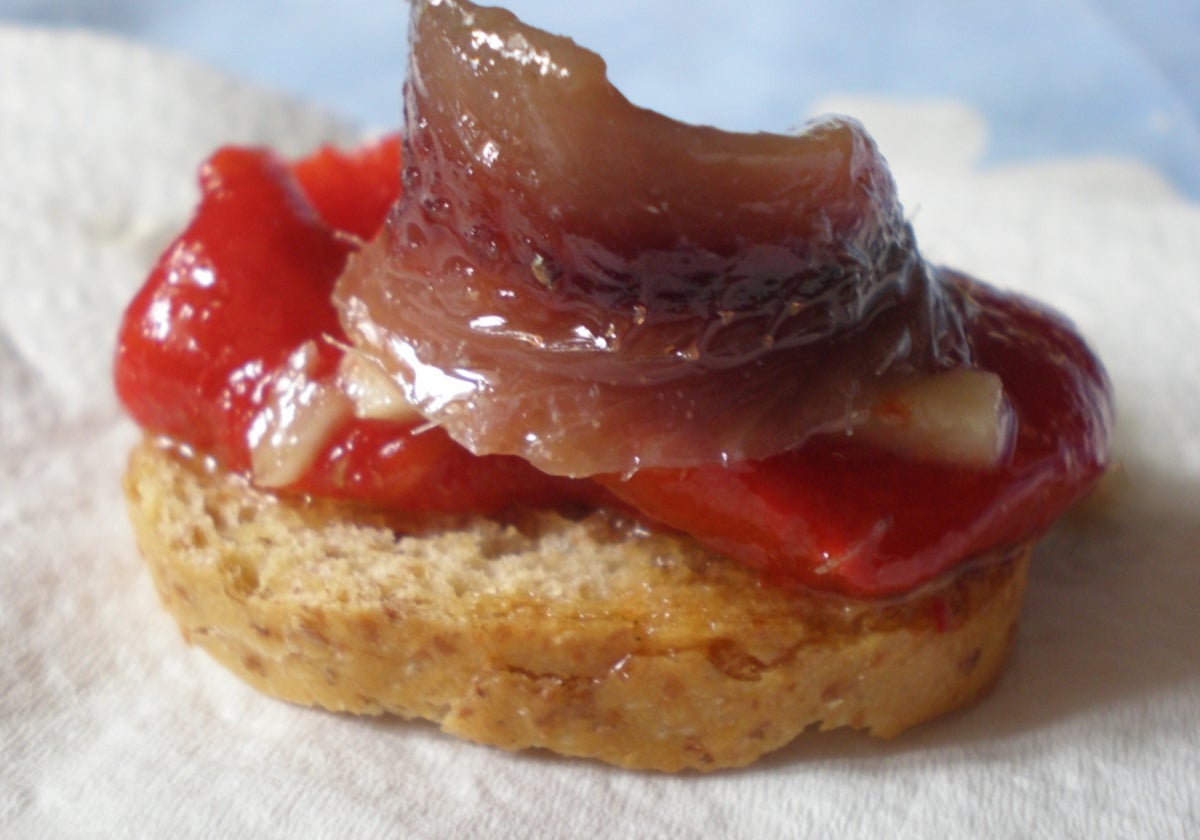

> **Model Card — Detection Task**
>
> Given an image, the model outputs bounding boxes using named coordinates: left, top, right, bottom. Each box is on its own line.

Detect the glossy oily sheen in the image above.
left=114, top=140, right=605, bottom=515
left=335, top=0, right=970, bottom=477
left=115, top=138, right=1112, bottom=597
left=114, top=0, right=1114, bottom=597
left=601, top=274, right=1114, bottom=596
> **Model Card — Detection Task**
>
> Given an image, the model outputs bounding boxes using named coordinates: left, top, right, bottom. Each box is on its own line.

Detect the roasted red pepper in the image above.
left=115, top=140, right=603, bottom=515
left=114, top=139, right=1112, bottom=596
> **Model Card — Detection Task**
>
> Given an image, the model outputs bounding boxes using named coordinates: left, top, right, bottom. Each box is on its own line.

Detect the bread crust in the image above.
left=124, top=437, right=1029, bottom=771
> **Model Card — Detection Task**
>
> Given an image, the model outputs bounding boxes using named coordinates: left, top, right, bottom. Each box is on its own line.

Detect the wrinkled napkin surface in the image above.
left=2, top=26, right=1198, bottom=840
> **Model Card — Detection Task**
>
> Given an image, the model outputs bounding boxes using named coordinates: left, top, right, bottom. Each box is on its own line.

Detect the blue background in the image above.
left=4, top=0, right=1199, bottom=196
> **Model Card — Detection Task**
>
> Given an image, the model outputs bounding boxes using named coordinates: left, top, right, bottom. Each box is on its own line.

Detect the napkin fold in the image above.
left=2, top=26, right=1197, bottom=840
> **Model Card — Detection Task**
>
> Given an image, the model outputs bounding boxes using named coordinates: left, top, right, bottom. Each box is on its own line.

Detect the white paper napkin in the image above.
left=2, top=26, right=1197, bottom=840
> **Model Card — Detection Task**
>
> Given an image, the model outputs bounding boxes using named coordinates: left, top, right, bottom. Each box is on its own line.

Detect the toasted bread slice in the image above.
left=124, top=437, right=1029, bottom=771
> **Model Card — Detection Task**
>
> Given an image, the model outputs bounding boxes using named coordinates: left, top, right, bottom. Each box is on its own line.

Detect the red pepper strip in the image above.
left=600, top=280, right=1113, bottom=597
left=115, top=140, right=604, bottom=515
left=115, top=140, right=1111, bottom=595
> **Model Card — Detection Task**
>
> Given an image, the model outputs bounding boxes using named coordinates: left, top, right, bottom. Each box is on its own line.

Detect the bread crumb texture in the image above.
left=124, top=438, right=1029, bottom=771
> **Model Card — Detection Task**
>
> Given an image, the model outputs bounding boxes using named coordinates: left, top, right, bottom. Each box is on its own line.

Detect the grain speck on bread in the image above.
left=124, top=437, right=1029, bottom=771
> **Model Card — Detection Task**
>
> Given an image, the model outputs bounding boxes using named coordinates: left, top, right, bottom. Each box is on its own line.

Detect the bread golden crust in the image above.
left=124, top=436, right=1030, bottom=771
